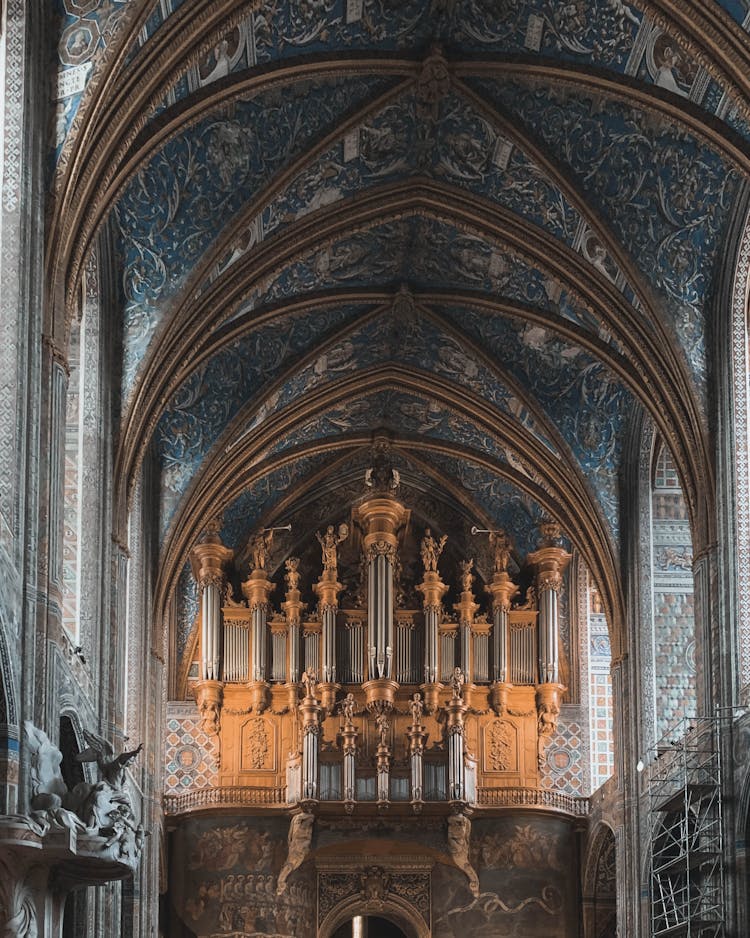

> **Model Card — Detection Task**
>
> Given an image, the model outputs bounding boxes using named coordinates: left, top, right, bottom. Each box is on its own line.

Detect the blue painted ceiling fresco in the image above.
left=55, top=1, right=750, bottom=636
left=114, top=73, right=395, bottom=393
left=227, top=212, right=606, bottom=337
left=206, top=87, right=631, bottom=303
left=712, top=0, right=750, bottom=27
left=125, top=0, right=747, bottom=144
left=54, top=0, right=129, bottom=161
left=155, top=302, right=371, bottom=527
left=470, top=76, right=739, bottom=392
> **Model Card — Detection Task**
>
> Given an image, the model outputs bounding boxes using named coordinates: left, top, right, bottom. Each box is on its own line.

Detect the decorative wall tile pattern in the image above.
left=540, top=707, right=586, bottom=796
left=164, top=704, right=218, bottom=795
left=588, top=606, right=614, bottom=791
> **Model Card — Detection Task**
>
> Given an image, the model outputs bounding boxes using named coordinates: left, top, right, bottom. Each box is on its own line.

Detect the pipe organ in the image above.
left=189, top=484, right=571, bottom=808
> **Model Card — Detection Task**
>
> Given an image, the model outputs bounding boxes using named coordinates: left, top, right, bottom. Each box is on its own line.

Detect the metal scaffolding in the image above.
left=648, top=716, right=724, bottom=938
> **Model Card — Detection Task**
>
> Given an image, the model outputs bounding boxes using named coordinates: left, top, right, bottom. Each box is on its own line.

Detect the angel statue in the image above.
left=77, top=730, right=143, bottom=790
left=316, top=523, right=348, bottom=573
left=489, top=530, right=511, bottom=574
left=285, top=556, right=301, bottom=592
left=19, top=721, right=145, bottom=860
left=420, top=528, right=447, bottom=573
left=74, top=730, right=143, bottom=830
left=340, top=692, right=356, bottom=727
left=450, top=667, right=465, bottom=701
left=409, top=692, right=424, bottom=726
left=301, top=667, right=318, bottom=701
left=459, top=559, right=474, bottom=593
left=250, top=528, right=274, bottom=571
left=375, top=712, right=390, bottom=748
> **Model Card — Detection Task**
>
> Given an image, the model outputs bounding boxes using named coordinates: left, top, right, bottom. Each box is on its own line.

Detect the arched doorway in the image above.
left=583, top=824, right=617, bottom=938
left=319, top=896, right=428, bottom=938
left=332, top=915, right=410, bottom=937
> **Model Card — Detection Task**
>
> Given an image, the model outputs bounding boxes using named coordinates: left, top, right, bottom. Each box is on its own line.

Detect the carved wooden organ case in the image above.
left=188, top=479, right=571, bottom=814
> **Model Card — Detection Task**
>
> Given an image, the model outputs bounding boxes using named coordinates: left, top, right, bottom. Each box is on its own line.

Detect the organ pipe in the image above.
left=300, top=675, right=323, bottom=801
left=417, top=552, right=448, bottom=715
left=353, top=496, right=407, bottom=682
left=241, top=563, right=274, bottom=712
left=222, top=623, right=249, bottom=682
left=454, top=560, right=479, bottom=685
left=190, top=524, right=233, bottom=681
left=528, top=522, right=570, bottom=686
left=271, top=624, right=287, bottom=682
left=282, top=557, right=305, bottom=685
left=446, top=677, right=468, bottom=803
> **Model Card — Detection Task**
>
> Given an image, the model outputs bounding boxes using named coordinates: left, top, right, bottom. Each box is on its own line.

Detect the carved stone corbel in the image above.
left=446, top=811, right=479, bottom=897
left=276, top=811, right=315, bottom=895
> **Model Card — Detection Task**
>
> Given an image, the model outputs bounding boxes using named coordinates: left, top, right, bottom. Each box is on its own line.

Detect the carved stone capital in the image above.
left=313, top=567, right=343, bottom=608
left=490, top=681, right=513, bottom=716
left=417, top=570, right=449, bottom=610
left=197, top=571, right=223, bottom=593
left=527, top=544, right=571, bottom=593
left=366, top=539, right=395, bottom=562
left=537, top=571, right=563, bottom=593
left=419, top=682, right=443, bottom=715
left=248, top=680, right=270, bottom=714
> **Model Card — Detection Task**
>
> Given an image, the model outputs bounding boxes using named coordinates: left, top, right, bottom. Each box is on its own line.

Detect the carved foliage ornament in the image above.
left=246, top=718, right=269, bottom=770
left=199, top=572, right=224, bottom=592
left=367, top=539, right=396, bottom=561
left=318, top=869, right=430, bottom=926
left=488, top=720, right=514, bottom=772
left=537, top=572, right=563, bottom=593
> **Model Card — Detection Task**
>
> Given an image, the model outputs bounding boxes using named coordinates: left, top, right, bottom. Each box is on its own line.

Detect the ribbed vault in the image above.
left=45, top=0, right=750, bottom=682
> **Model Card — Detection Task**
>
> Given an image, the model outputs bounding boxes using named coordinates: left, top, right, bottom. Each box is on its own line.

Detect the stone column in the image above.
left=190, top=523, right=233, bottom=732
left=314, top=564, right=343, bottom=713
left=242, top=563, right=274, bottom=714
left=487, top=570, right=518, bottom=715
left=417, top=566, right=448, bottom=714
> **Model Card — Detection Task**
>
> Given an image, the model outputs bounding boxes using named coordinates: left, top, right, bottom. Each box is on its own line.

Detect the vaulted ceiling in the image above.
left=47, top=0, right=750, bottom=657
